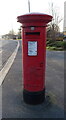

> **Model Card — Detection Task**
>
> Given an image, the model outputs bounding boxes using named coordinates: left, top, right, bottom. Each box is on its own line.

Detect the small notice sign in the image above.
left=28, top=41, right=37, bottom=56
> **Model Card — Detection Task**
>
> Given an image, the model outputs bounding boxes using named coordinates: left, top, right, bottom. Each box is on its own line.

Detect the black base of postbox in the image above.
left=23, top=89, right=45, bottom=105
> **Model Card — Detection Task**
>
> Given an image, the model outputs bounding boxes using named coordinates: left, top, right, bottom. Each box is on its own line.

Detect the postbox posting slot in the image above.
left=25, top=32, right=40, bottom=39
left=26, top=32, right=40, bottom=35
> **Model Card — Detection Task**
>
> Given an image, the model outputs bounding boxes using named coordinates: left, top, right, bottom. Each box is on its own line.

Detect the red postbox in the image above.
left=17, top=13, right=52, bottom=104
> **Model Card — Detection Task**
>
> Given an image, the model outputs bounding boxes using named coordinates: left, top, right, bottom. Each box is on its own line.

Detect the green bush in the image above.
left=46, top=39, right=56, bottom=47
left=46, top=40, right=66, bottom=50
left=55, top=41, right=66, bottom=49
left=55, top=41, right=63, bottom=47
left=63, top=41, right=66, bottom=49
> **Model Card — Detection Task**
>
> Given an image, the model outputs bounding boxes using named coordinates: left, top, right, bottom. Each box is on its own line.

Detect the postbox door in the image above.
left=22, top=27, right=46, bottom=92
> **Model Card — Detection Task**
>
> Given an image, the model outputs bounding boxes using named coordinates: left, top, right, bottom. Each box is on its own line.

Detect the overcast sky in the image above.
left=0, top=0, right=65, bottom=36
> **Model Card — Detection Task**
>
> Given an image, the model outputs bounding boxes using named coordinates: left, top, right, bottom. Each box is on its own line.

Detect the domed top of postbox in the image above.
left=17, top=12, right=52, bottom=27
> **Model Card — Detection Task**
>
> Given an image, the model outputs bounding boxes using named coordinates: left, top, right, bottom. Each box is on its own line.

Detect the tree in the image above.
left=49, top=3, right=62, bottom=28
left=2, top=29, right=17, bottom=40
left=18, top=26, right=21, bottom=39
left=47, top=2, right=63, bottom=41
left=9, top=29, right=15, bottom=35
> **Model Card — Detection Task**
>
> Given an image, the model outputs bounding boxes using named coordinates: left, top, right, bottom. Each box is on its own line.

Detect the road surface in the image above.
left=0, top=39, right=18, bottom=70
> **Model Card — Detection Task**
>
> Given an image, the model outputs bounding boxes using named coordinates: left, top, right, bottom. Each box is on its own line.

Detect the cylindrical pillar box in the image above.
left=17, top=13, right=52, bottom=105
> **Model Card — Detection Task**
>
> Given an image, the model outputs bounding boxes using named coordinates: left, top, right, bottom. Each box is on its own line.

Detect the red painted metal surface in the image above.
left=17, top=13, right=52, bottom=92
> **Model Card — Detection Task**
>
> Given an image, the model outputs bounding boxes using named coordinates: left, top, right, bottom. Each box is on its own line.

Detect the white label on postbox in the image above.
left=28, top=41, right=37, bottom=56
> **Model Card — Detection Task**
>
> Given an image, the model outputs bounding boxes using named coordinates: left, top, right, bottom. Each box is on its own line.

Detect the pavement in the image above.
left=0, top=39, right=18, bottom=71
left=1, top=40, right=65, bottom=118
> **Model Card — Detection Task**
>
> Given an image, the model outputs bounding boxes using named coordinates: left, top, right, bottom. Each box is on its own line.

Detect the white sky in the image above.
left=0, top=0, right=65, bottom=36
